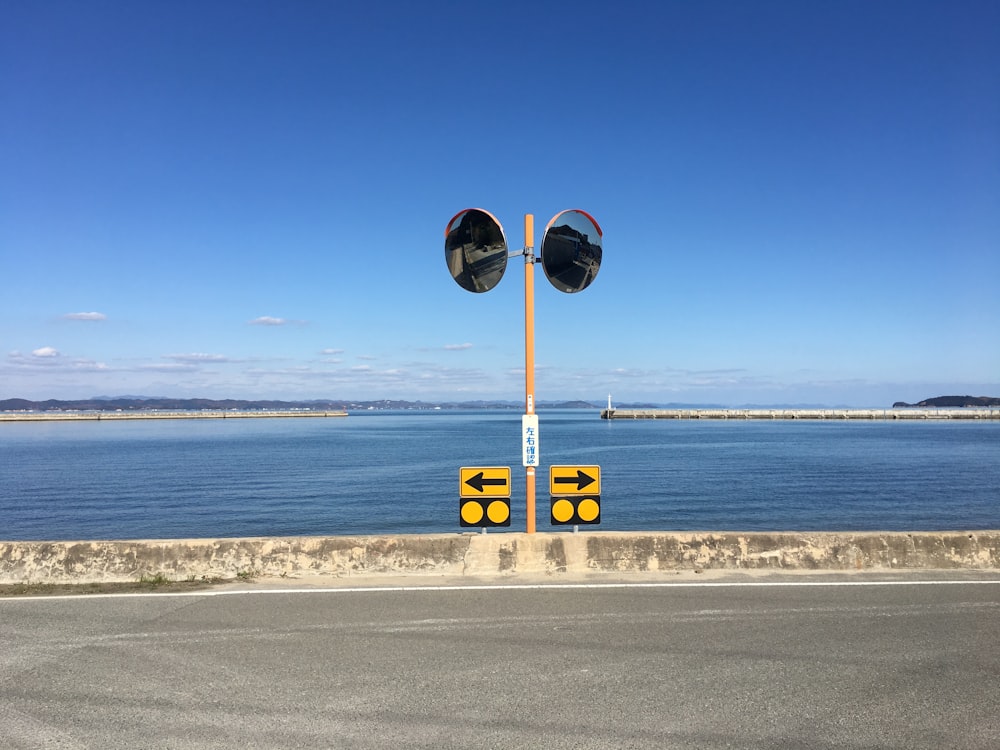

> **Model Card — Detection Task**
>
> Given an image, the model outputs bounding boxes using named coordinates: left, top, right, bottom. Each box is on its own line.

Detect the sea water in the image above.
left=1, top=410, right=998, bottom=540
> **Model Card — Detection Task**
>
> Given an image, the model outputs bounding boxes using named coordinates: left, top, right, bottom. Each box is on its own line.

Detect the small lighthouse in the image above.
left=601, top=393, right=615, bottom=420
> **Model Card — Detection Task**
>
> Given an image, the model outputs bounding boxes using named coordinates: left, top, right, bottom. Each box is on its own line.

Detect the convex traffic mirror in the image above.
left=444, top=208, right=509, bottom=293
left=540, top=209, right=603, bottom=293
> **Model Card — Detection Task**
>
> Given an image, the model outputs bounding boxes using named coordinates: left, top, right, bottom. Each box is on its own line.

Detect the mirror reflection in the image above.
left=444, top=208, right=508, bottom=293
left=540, top=209, right=603, bottom=293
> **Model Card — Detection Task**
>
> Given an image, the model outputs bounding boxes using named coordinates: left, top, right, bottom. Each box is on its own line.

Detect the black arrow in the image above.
left=554, top=470, right=596, bottom=491
left=465, top=471, right=508, bottom=493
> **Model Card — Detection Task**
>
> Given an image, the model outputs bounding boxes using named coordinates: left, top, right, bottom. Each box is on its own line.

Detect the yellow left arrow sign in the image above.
left=460, top=466, right=511, bottom=498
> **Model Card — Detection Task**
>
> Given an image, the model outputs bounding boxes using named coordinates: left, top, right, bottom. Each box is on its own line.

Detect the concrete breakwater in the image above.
left=0, top=410, right=348, bottom=422
left=601, top=408, right=1000, bottom=420
left=1, top=531, right=998, bottom=585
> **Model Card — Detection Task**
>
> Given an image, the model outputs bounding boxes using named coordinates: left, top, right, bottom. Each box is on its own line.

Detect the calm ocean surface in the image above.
left=1, top=410, right=998, bottom=541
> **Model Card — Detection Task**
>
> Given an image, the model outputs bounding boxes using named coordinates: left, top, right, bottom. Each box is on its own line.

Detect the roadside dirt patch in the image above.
left=0, top=578, right=230, bottom=597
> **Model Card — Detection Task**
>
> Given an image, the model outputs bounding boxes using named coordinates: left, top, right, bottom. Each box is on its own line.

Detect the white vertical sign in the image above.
left=522, top=414, right=539, bottom=467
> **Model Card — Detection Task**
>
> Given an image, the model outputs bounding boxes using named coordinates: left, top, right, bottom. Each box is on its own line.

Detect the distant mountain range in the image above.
left=892, top=395, right=1000, bottom=408
left=0, top=397, right=605, bottom=412
left=4, top=395, right=996, bottom=413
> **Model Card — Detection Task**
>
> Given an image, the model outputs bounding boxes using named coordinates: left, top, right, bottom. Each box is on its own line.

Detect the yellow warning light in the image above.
left=460, top=497, right=511, bottom=527
left=550, top=495, right=601, bottom=525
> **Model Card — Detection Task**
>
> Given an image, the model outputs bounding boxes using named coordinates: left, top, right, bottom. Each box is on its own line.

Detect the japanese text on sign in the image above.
left=522, top=414, right=539, bottom=467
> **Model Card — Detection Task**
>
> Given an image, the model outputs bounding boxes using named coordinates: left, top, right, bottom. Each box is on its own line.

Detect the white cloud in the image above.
left=4, top=349, right=110, bottom=376
left=62, top=312, right=107, bottom=321
left=139, top=363, right=199, bottom=372
left=70, top=359, right=109, bottom=371
left=444, top=343, right=473, bottom=351
left=249, top=316, right=297, bottom=326
left=320, top=348, right=344, bottom=355
left=166, top=353, right=229, bottom=363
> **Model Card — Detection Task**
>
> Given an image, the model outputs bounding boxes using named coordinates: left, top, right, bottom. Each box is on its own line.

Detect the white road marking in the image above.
left=4, top=578, right=1000, bottom=602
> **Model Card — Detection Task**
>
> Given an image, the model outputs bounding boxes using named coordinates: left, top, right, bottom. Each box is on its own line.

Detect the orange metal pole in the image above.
left=524, top=213, right=536, bottom=534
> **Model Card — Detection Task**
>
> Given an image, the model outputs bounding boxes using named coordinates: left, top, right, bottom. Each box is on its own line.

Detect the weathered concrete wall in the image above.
left=602, top=408, right=1000, bottom=420
left=2, top=532, right=998, bottom=584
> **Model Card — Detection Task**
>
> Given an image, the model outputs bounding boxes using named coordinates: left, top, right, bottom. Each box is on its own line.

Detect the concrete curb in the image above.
left=2, top=531, right=998, bottom=584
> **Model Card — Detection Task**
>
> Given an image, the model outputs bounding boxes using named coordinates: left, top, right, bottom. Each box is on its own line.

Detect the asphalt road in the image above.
left=2, top=574, right=998, bottom=749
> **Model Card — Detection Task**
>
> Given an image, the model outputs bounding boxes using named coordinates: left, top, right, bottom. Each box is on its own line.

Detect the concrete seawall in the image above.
left=0, top=410, right=348, bottom=422
left=601, top=408, right=1000, bottom=420
left=2, top=531, right=998, bottom=584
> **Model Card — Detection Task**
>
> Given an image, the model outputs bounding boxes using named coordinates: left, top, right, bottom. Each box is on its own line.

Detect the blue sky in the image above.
left=2, top=0, right=998, bottom=406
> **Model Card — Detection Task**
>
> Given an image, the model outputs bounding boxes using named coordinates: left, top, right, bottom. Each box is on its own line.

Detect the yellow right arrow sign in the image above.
left=548, top=465, right=600, bottom=496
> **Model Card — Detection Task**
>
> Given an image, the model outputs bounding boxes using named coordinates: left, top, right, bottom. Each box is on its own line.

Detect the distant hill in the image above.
left=0, top=397, right=603, bottom=412
left=893, top=395, right=1000, bottom=408
left=8, top=396, right=998, bottom=412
